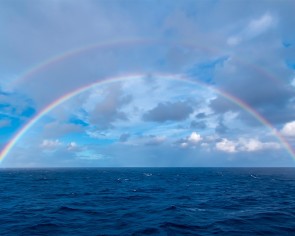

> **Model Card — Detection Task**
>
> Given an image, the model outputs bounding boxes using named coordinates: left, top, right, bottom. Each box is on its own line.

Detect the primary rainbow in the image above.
left=1, top=73, right=294, bottom=163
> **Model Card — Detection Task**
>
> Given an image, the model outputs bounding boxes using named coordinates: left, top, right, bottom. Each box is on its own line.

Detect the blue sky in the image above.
left=1, top=0, right=295, bottom=167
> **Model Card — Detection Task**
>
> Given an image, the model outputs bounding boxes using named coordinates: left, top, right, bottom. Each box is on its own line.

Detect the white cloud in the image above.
left=67, top=142, right=78, bottom=151
left=247, top=13, right=274, bottom=36
left=40, top=139, right=62, bottom=149
left=281, top=121, right=295, bottom=137
left=179, top=132, right=203, bottom=148
left=239, top=138, right=280, bottom=152
left=216, top=138, right=280, bottom=153
left=227, top=13, right=275, bottom=46
left=188, top=132, right=202, bottom=143
left=40, top=139, right=80, bottom=152
left=216, top=138, right=237, bottom=153
left=180, top=142, right=188, bottom=148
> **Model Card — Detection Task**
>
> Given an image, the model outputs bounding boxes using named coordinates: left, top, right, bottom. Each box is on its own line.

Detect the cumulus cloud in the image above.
left=239, top=138, right=280, bottom=152
left=178, top=132, right=203, bottom=148
left=216, top=138, right=237, bottom=153
left=281, top=121, right=295, bottom=137
left=40, top=139, right=62, bottom=149
left=216, top=138, right=280, bottom=153
left=143, top=101, right=193, bottom=122
left=41, top=139, right=79, bottom=152
left=188, top=132, right=202, bottom=143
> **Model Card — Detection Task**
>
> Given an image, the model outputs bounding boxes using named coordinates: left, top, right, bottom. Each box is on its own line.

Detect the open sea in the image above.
left=0, top=168, right=294, bottom=235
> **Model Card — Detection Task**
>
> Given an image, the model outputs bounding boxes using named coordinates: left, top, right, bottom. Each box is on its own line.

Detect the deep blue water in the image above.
left=0, top=168, right=295, bottom=235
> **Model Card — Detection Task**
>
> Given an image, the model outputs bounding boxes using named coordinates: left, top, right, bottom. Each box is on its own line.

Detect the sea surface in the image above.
left=0, top=168, right=294, bottom=235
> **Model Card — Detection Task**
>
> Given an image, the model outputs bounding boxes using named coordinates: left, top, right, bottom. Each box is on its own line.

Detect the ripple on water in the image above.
left=0, top=168, right=294, bottom=235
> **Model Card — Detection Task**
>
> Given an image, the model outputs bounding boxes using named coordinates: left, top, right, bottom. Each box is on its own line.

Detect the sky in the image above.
left=1, top=0, right=295, bottom=167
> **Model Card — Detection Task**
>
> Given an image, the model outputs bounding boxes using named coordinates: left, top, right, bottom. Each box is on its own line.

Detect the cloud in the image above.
left=67, top=142, right=78, bottom=151
left=40, top=139, right=62, bottom=150
left=239, top=138, right=280, bottom=152
left=143, top=101, right=193, bottom=122
left=188, top=132, right=202, bottom=143
left=180, top=142, right=188, bottom=148
left=216, top=138, right=280, bottom=153
left=85, top=130, right=108, bottom=139
left=119, top=133, right=130, bottom=142
left=246, top=13, right=274, bottom=35
left=88, top=84, right=132, bottom=129
left=216, top=138, right=237, bottom=153
left=40, top=139, right=80, bottom=152
left=227, top=13, right=276, bottom=46
left=281, top=121, right=295, bottom=137
left=209, top=62, right=295, bottom=126
left=178, top=132, right=203, bottom=148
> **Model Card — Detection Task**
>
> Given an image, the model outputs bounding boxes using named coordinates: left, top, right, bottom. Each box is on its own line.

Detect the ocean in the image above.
left=0, top=168, right=294, bottom=235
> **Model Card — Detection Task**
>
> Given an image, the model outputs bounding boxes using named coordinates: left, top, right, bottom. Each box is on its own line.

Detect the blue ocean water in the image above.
left=0, top=168, right=294, bottom=235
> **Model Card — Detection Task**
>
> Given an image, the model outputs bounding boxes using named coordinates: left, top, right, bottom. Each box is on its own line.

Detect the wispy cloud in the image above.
left=227, top=13, right=276, bottom=46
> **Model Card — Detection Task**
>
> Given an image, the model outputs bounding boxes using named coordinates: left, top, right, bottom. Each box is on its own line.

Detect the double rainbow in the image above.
left=1, top=39, right=294, bottom=163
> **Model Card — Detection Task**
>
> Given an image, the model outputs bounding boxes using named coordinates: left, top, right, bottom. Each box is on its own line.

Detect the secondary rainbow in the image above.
left=11, top=38, right=157, bottom=87
left=10, top=38, right=283, bottom=88
left=1, top=73, right=294, bottom=163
